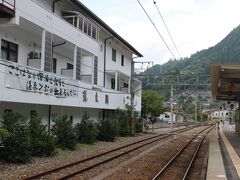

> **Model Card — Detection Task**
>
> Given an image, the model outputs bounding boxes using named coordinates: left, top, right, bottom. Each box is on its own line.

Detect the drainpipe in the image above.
left=48, top=105, right=51, bottom=133
left=103, top=36, right=114, bottom=87
left=52, top=0, right=62, bottom=13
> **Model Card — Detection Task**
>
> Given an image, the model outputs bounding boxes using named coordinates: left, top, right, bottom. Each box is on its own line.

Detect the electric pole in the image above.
left=170, top=85, right=173, bottom=131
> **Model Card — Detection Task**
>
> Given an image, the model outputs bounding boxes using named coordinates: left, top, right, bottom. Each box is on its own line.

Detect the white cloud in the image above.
left=81, top=0, right=240, bottom=64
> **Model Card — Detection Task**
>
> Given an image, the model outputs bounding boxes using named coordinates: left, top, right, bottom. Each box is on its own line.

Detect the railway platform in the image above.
left=219, top=122, right=240, bottom=180
left=206, top=127, right=226, bottom=180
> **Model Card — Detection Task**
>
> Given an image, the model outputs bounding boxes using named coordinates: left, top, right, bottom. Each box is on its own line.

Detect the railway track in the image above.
left=24, top=125, right=205, bottom=180
left=151, top=125, right=215, bottom=180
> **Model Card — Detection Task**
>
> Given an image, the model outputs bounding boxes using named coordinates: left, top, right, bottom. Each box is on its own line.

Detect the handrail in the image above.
left=0, top=0, right=15, bottom=10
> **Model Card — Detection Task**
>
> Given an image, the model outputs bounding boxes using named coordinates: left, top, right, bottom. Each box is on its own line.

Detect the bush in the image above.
left=29, top=113, right=55, bottom=157
left=52, top=116, right=77, bottom=150
left=75, top=112, right=99, bottom=144
left=0, top=127, right=9, bottom=142
left=97, top=119, right=118, bottom=142
left=0, top=112, right=31, bottom=163
left=116, top=109, right=131, bottom=137
left=135, top=118, right=143, bottom=133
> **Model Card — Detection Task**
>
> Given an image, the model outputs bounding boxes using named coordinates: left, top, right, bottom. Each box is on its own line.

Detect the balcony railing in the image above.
left=0, top=0, right=15, bottom=17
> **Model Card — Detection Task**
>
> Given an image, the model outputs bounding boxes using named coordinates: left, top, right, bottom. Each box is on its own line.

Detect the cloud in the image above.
left=81, top=0, right=240, bottom=64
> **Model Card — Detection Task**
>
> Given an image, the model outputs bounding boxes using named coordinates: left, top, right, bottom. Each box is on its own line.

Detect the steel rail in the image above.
left=59, top=126, right=202, bottom=179
left=152, top=125, right=214, bottom=180
left=182, top=133, right=207, bottom=179
left=24, top=125, right=202, bottom=180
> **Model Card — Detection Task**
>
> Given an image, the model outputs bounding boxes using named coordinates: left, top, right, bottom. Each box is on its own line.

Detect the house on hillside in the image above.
left=0, top=0, right=142, bottom=128
left=158, top=112, right=183, bottom=123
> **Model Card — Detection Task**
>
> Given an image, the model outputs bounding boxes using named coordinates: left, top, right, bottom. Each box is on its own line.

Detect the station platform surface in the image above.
left=207, top=127, right=227, bottom=180
left=219, top=122, right=240, bottom=180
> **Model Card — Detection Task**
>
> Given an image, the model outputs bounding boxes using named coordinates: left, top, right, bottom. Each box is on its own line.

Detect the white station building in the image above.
left=0, top=0, right=142, bottom=128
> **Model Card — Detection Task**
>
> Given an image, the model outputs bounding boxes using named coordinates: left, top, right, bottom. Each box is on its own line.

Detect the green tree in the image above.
left=97, top=119, right=118, bottom=142
left=29, top=113, right=55, bottom=156
left=75, top=112, right=99, bottom=144
left=116, top=109, right=131, bottom=137
left=52, top=116, right=77, bottom=150
left=142, top=90, right=165, bottom=117
left=0, top=112, right=31, bottom=163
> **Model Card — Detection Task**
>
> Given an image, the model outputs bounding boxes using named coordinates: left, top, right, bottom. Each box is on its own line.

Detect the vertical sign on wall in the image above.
left=76, top=47, right=81, bottom=80
left=94, top=56, right=98, bottom=85
left=44, top=31, right=53, bottom=72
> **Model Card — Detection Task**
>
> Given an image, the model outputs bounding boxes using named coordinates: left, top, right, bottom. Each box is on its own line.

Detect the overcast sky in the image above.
left=81, top=0, right=240, bottom=66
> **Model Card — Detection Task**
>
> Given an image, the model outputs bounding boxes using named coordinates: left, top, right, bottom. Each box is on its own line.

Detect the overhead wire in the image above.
left=153, top=0, right=181, bottom=59
left=137, top=0, right=176, bottom=60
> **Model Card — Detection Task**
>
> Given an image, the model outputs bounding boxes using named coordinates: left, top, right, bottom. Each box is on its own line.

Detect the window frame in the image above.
left=111, top=78, right=115, bottom=89
left=121, top=55, right=124, bottom=66
left=112, top=48, right=116, bottom=62
left=1, top=39, right=18, bottom=63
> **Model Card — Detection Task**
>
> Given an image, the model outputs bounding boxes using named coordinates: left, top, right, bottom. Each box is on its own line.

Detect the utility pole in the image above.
left=130, top=60, right=153, bottom=135
left=170, top=85, right=173, bottom=131
left=130, top=60, right=135, bottom=135
left=195, top=100, right=197, bottom=122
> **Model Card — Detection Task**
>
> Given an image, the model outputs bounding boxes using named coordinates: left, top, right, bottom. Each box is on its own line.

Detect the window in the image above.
left=94, top=56, right=98, bottom=85
left=112, top=48, right=116, bottom=62
left=87, top=22, right=91, bottom=36
left=121, top=55, right=124, bottom=66
left=1, top=39, right=18, bottom=62
left=123, top=83, right=128, bottom=88
left=67, top=63, right=73, bottom=69
left=79, top=17, right=83, bottom=30
left=4, top=109, right=12, bottom=113
left=111, top=78, right=115, bottom=89
left=69, top=116, right=73, bottom=122
left=84, top=21, right=88, bottom=34
left=53, top=58, right=57, bottom=73
left=92, top=26, right=97, bottom=40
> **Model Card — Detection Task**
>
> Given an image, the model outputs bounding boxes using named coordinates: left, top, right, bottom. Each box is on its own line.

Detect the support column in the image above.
left=40, top=29, right=46, bottom=71
left=115, top=72, right=118, bottom=91
left=73, top=45, right=77, bottom=79
left=128, top=78, right=131, bottom=93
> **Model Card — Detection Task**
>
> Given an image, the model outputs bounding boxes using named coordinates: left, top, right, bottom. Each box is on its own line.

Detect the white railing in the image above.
left=0, top=0, right=15, bottom=10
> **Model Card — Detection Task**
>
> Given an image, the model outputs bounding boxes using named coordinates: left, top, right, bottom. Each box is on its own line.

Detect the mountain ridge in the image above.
left=143, top=24, right=240, bottom=76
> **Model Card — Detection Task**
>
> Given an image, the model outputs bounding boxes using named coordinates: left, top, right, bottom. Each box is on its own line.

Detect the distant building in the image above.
left=211, top=110, right=230, bottom=121
left=158, top=112, right=183, bottom=123
left=0, top=0, right=142, bottom=127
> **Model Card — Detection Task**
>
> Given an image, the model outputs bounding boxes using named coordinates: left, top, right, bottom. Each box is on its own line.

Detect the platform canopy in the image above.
left=211, top=64, right=240, bottom=101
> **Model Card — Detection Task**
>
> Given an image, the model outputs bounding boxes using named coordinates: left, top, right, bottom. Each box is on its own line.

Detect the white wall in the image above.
left=0, top=0, right=142, bottom=112
left=0, top=102, right=101, bottom=125
left=105, top=40, right=132, bottom=77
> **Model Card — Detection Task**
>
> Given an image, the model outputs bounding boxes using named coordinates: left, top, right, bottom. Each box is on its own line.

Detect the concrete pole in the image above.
left=171, top=85, right=173, bottom=132
left=130, top=60, right=135, bottom=135
left=195, top=100, right=197, bottom=122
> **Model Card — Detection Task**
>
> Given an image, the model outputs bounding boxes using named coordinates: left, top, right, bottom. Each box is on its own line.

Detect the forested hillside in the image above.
left=141, top=24, right=240, bottom=76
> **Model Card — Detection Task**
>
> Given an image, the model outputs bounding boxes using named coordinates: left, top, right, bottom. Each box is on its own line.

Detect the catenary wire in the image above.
left=137, top=0, right=176, bottom=60
left=153, top=0, right=181, bottom=58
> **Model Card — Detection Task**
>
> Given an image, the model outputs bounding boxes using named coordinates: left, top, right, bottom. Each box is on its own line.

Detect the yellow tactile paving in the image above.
left=220, top=129, right=240, bottom=177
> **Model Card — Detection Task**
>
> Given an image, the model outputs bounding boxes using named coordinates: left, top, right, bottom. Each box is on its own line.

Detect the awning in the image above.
left=211, top=64, right=240, bottom=101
